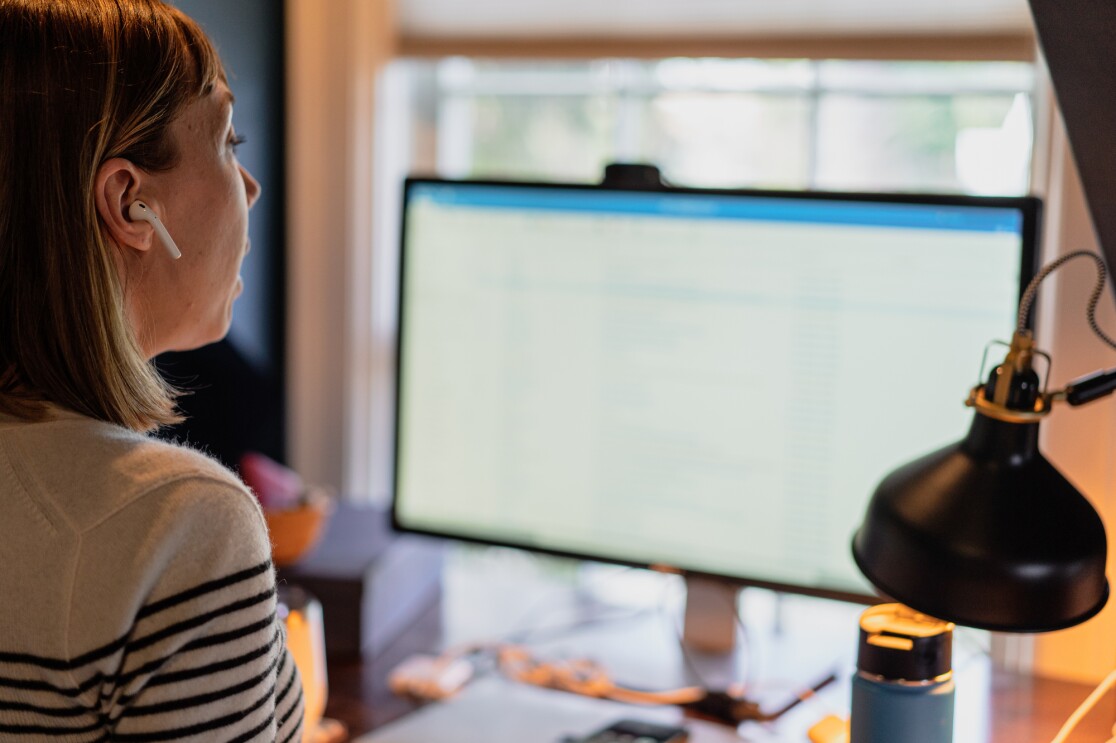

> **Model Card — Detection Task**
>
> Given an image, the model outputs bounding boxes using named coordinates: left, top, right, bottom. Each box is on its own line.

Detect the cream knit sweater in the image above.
left=0, top=406, right=304, bottom=742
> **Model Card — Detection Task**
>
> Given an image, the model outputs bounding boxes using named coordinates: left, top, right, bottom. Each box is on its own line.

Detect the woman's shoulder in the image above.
left=0, top=407, right=257, bottom=534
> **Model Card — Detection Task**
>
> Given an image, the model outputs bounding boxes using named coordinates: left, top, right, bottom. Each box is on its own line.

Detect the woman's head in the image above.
left=0, top=0, right=259, bottom=431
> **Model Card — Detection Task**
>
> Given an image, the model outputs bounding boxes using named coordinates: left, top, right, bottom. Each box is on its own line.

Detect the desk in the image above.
left=322, top=549, right=1116, bottom=742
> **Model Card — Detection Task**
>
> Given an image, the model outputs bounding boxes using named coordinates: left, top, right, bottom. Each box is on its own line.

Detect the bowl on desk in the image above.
left=264, top=487, right=335, bottom=567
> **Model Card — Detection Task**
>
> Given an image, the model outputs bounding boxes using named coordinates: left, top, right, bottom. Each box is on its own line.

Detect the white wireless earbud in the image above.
left=128, top=201, right=181, bottom=260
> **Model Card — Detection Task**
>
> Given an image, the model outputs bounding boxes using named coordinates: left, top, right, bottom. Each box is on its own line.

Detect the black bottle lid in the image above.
left=857, top=604, right=954, bottom=682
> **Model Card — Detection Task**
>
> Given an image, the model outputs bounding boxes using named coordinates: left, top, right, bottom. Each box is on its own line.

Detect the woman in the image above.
left=0, top=1, right=304, bottom=740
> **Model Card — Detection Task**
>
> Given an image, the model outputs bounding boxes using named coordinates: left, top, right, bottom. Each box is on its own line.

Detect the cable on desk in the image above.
left=389, top=630, right=838, bottom=726
left=1050, top=669, right=1116, bottom=743
left=680, top=672, right=838, bottom=725
left=494, top=644, right=838, bottom=726
left=496, top=645, right=706, bottom=705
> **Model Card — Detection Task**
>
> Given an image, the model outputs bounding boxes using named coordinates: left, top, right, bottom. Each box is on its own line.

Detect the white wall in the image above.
left=286, top=0, right=395, bottom=493
left=1030, top=103, right=1116, bottom=684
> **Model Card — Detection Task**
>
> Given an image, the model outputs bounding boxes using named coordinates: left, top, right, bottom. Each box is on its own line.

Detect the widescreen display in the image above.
left=393, top=180, right=1038, bottom=600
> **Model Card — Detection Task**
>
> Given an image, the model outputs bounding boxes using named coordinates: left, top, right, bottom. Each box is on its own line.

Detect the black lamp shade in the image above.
left=853, top=412, right=1108, bottom=632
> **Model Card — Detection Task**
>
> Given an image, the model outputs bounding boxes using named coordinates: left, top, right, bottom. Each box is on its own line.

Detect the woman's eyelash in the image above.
left=229, top=133, right=247, bottom=150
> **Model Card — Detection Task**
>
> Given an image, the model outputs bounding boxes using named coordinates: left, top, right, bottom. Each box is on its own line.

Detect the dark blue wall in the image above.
left=172, top=0, right=286, bottom=372
left=157, top=0, right=287, bottom=468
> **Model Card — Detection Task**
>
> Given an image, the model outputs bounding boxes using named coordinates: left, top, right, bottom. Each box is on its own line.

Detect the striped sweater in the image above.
left=0, top=406, right=304, bottom=741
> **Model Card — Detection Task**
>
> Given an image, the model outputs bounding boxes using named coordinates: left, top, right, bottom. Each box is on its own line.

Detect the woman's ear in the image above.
left=94, top=158, right=155, bottom=253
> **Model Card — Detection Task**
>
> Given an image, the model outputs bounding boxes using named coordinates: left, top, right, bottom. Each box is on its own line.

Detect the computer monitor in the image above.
left=391, top=176, right=1040, bottom=604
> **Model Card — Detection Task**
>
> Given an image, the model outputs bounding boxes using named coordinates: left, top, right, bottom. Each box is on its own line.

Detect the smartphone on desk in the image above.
left=561, top=719, right=689, bottom=743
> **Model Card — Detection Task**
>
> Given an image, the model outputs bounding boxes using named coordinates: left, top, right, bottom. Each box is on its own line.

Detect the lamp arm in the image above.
left=1057, top=367, right=1116, bottom=406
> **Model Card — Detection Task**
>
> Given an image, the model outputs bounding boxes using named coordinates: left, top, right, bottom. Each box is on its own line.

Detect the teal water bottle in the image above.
left=850, top=604, right=955, bottom=743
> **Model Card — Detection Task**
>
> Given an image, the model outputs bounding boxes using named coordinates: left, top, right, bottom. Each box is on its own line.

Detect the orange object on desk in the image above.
left=241, top=451, right=335, bottom=567
left=265, top=488, right=334, bottom=567
left=306, top=718, right=347, bottom=743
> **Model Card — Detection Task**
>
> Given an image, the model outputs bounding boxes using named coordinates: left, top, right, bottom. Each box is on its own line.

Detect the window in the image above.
left=362, top=56, right=1037, bottom=505
left=390, top=58, right=1035, bottom=194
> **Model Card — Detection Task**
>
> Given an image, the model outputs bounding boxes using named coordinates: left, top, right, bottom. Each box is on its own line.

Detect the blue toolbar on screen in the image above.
left=411, top=183, right=1024, bottom=233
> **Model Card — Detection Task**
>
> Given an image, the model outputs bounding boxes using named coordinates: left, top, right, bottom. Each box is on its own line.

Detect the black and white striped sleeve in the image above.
left=71, top=480, right=304, bottom=742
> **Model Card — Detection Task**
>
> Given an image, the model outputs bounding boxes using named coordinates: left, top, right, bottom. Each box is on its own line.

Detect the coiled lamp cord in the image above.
left=1017, top=250, right=1116, bottom=352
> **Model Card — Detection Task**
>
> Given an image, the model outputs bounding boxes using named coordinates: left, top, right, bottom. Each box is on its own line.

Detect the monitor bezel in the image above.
left=390, top=175, right=1042, bottom=606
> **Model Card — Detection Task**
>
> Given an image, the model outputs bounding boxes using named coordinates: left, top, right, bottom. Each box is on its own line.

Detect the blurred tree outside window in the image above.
left=361, top=56, right=1036, bottom=510
left=391, top=58, right=1035, bottom=195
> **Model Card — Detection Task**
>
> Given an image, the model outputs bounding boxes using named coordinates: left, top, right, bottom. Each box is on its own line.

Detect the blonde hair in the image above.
left=0, top=0, right=225, bottom=431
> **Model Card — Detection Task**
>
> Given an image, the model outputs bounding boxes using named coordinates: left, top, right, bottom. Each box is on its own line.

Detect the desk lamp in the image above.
left=853, top=250, right=1116, bottom=633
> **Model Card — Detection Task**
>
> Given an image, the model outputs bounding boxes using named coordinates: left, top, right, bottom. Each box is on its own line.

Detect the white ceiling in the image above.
left=398, top=0, right=1034, bottom=38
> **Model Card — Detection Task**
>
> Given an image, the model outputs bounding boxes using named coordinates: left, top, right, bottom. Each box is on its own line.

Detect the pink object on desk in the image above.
left=240, top=452, right=334, bottom=567
left=241, top=451, right=305, bottom=510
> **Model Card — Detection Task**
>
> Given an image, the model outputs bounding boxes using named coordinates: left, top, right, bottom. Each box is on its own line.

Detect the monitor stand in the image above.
left=682, top=576, right=740, bottom=654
